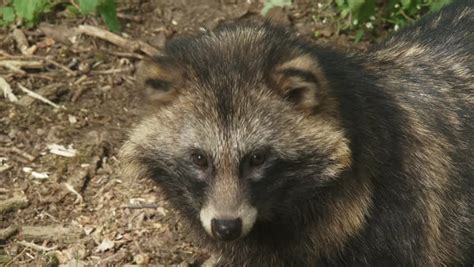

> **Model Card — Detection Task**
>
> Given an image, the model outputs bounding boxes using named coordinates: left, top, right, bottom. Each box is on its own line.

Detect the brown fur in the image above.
left=120, top=1, right=473, bottom=265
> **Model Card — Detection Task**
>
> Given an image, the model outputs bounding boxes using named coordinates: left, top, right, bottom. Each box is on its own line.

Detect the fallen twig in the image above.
left=0, top=165, right=13, bottom=173
left=17, top=240, right=57, bottom=252
left=21, top=225, right=81, bottom=242
left=0, top=147, right=36, bottom=161
left=100, top=49, right=144, bottom=60
left=42, top=57, right=77, bottom=76
left=63, top=182, right=83, bottom=204
left=0, top=76, right=18, bottom=102
left=0, top=60, right=43, bottom=74
left=17, top=83, right=63, bottom=107
left=0, top=196, right=29, bottom=215
left=117, top=13, right=143, bottom=22
left=0, top=225, right=19, bottom=240
left=77, top=25, right=159, bottom=56
left=120, top=203, right=159, bottom=209
left=91, top=66, right=135, bottom=75
left=17, top=84, right=63, bottom=109
left=0, top=55, right=76, bottom=76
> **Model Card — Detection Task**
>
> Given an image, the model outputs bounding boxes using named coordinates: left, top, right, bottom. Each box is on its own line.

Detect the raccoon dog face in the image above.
left=120, top=21, right=351, bottom=242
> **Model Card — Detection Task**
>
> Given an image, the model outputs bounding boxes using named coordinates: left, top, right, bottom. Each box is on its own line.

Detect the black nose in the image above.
left=211, top=218, right=242, bottom=241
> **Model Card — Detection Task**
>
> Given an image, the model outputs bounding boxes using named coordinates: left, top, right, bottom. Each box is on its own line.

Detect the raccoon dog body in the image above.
left=121, top=0, right=473, bottom=265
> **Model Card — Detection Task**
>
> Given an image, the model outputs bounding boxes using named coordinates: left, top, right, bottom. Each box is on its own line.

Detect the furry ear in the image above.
left=272, top=55, right=327, bottom=111
left=136, top=56, right=184, bottom=104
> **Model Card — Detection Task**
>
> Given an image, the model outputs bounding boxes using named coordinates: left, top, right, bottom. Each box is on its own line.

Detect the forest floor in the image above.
left=0, top=0, right=386, bottom=266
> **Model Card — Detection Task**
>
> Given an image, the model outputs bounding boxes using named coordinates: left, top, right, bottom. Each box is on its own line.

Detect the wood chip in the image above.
left=12, top=29, right=30, bottom=55
left=39, top=23, right=77, bottom=45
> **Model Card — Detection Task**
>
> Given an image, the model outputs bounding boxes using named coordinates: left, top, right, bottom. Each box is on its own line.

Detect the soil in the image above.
left=0, top=0, right=381, bottom=266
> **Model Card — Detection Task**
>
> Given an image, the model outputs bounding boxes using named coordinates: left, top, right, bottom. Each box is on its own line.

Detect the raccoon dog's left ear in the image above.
left=272, top=54, right=328, bottom=112
left=136, top=55, right=184, bottom=105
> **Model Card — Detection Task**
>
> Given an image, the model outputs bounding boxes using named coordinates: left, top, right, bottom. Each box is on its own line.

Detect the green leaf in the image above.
left=354, top=28, right=364, bottom=43
left=0, top=7, right=16, bottom=24
left=340, top=8, right=350, bottom=18
left=97, top=0, right=121, bottom=32
left=13, top=0, right=36, bottom=21
left=429, top=0, right=452, bottom=12
left=13, top=0, right=50, bottom=26
left=357, top=0, right=375, bottom=23
left=66, top=4, right=81, bottom=16
left=347, top=0, right=365, bottom=12
left=261, top=0, right=292, bottom=15
left=78, top=0, right=98, bottom=15
left=401, top=0, right=412, bottom=9
left=335, top=0, right=346, bottom=8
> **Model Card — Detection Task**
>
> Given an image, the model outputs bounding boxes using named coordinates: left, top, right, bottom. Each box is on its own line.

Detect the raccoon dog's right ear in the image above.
left=272, top=54, right=329, bottom=113
left=136, top=56, right=184, bottom=105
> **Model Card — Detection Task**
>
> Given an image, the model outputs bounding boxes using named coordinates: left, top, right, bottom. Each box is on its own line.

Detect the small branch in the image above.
left=17, top=240, right=57, bottom=252
left=17, top=84, right=63, bottom=110
left=100, top=49, right=144, bottom=60
left=0, top=76, right=18, bottom=102
left=117, top=13, right=143, bottom=22
left=21, top=225, right=80, bottom=242
left=0, top=60, right=43, bottom=74
left=0, top=165, right=13, bottom=173
left=17, top=83, right=63, bottom=107
left=42, top=57, right=77, bottom=76
left=0, top=225, right=19, bottom=240
left=120, top=203, right=159, bottom=209
left=0, top=196, right=29, bottom=215
left=63, top=182, right=83, bottom=204
left=77, top=25, right=159, bottom=56
left=0, top=56, right=76, bottom=76
left=91, top=67, right=134, bottom=75
left=0, top=147, right=36, bottom=161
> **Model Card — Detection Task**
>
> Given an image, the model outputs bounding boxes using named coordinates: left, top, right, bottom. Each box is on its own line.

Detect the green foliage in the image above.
left=95, top=0, right=120, bottom=32
left=336, top=0, right=453, bottom=41
left=262, top=0, right=453, bottom=43
left=78, top=0, right=98, bottom=15
left=0, top=6, right=15, bottom=26
left=0, top=0, right=121, bottom=32
left=0, top=0, right=52, bottom=28
left=261, top=0, right=292, bottom=15
left=76, top=0, right=120, bottom=32
left=13, top=0, right=50, bottom=23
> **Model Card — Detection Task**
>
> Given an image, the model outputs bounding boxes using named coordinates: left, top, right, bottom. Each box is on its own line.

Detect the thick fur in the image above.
left=120, top=0, right=473, bottom=266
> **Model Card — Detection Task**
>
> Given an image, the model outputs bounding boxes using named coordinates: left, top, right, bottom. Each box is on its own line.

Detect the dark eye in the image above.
left=249, top=152, right=266, bottom=167
left=191, top=151, right=208, bottom=168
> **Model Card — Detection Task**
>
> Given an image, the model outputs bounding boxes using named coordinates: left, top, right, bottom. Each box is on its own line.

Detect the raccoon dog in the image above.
left=120, top=0, right=473, bottom=265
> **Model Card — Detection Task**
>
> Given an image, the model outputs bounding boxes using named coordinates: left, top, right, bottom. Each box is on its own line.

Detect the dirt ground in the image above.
left=0, top=1, right=380, bottom=266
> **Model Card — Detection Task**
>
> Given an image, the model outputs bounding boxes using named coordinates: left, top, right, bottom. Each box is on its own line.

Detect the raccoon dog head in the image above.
left=120, top=21, right=351, bottom=242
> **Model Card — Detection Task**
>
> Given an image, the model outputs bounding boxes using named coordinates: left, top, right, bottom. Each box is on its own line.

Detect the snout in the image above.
left=211, top=218, right=242, bottom=241
left=200, top=203, right=257, bottom=241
